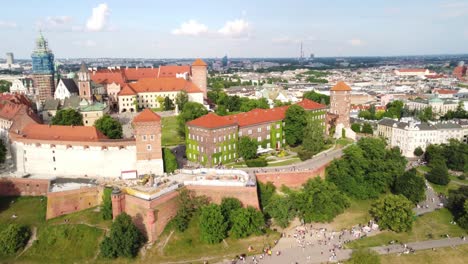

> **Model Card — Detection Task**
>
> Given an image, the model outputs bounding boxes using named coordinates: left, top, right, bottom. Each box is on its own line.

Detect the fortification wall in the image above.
left=46, top=187, right=102, bottom=219
left=255, top=163, right=328, bottom=188
left=0, top=177, right=50, bottom=196
left=187, top=185, right=260, bottom=209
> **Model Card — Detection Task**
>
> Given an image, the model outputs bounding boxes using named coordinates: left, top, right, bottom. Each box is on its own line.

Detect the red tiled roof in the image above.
left=396, top=68, right=427, bottom=72
left=192, top=59, right=207, bottom=67
left=330, top=81, right=351, bottom=91
left=296, top=98, right=327, bottom=110
left=0, top=93, right=32, bottom=107
left=158, top=65, right=190, bottom=78
left=20, top=124, right=107, bottom=142
left=123, top=68, right=159, bottom=80
left=90, top=69, right=126, bottom=85
left=0, top=104, right=22, bottom=120
left=132, top=109, right=161, bottom=123
left=118, top=84, right=137, bottom=96
left=351, top=104, right=386, bottom=111
left=129, top=78, right=202, bottom=94
left=187, top=112, right=237, bottom=128
left=229, top=106, right=288, bottom=127
left=433, top=88, right=457, bottom=94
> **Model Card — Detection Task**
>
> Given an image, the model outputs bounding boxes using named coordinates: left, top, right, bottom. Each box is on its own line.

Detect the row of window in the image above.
left=142, top=135, right=155, bottom=141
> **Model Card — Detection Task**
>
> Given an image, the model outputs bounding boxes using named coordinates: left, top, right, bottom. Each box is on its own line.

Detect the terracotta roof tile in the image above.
left=192, top=58, right=207, bottom=67
left=330, top=81, right=352, bottom=91
left=20, top=124, right=107, bottom=142
left=118, top=84, right=137, bottom=96
left=296, top=98, right=327, bottom=110
left=396, top=68, right=427, bottom=72
left=123, top=68, right=159, bottom=80
left=187, top=112, right=237, bottom=128
left=129, top=77, right=202, bottom=94
left=132, top=109, right=161, bottom=123
left=158, top=65, right=191, bottom=78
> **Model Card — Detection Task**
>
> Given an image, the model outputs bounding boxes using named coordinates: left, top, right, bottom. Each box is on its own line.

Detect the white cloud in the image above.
left=218, top=19, right=250, bottom=38
left=86, top=3, right=110, bottom=31
left=348, top=38, right=364, bottom=46
left=37, top=16, right=72, bottom=30
left=46, top=16, right=72, bottom=26
left=172, top=20, right=208, bottom=36
left=272, top=37, right=301, bottom=45
left=0, top=21, right=17, bottom=29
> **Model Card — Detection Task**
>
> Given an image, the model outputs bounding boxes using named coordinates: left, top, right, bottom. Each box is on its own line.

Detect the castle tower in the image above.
left=31, top=32, right=55, bottom=102
left=77, top=62, right=93, bottom=101
left=191, top=58, right=207, bottom=98
left=132, top=109, right=164, bottom=176
left=111, top=187, right=125, bottom=219
left=330, top=81, right=351, bottom=129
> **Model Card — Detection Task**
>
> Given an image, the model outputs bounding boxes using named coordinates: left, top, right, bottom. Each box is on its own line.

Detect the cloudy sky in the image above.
left=1, top=0, right=467, bottom=59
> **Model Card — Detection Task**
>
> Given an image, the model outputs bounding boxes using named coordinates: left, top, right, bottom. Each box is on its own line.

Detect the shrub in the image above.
left=351, top=123, right=361, bottom=133
left=163, top=148, right=178, bottom=173
left=297, top=148, right=314, bottom=161
left=102, top=187, right=113, bottom=220
left=459, top=175, right=466, bottom=181
left=0, top=224, right=31, bottom=255
left=426, top=160, right=450, bottom=185
left=199, top=204, right=227, bottom=244
left=245, top=158, right=267, bottom=167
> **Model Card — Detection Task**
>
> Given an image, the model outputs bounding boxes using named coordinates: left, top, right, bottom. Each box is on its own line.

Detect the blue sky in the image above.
left=0, top=0, right=467, bottom=58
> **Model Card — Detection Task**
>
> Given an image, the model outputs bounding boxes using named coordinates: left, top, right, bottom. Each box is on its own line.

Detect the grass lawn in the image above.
left=0, top=196, right=46, bottom=228
left=346, top=208, right=467, bottom=249
left=19, top=224, right=104, bottom=263
left=428, top=181, right=460, bottom=196
left=267, top=158, right=301, bottom=167
left=335, top=138, right=353, bottom=148
left=161, top=116, right=184, bottom=147
left=380, top=244, right=468, bottom=264
left=449, top=175, right=468, bottom=185
left=327, top=199, right=373, bottom=230
left=143, top=215, right=280, bottom=263
left=47, top=207, right=112, bottom=229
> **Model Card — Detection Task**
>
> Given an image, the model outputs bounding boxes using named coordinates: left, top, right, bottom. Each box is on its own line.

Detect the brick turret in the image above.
left=111, top=187, right=125, bottom=219
left=191, top=59, right=207, bottom=98
left=329, top=81, right=351, bottom=128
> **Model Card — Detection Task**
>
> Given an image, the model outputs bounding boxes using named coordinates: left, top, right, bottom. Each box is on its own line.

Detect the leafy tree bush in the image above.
left=229, top=207, right=265, bottom=238
left=302, top=91, right=330, bottom=105
left=51, top=108, right=83, bottom=126
left=173, top=189, right=209, bottom=232
left=264, top=195, right=295, bottom=228
left=238, top=136, right=258, bottom=160
left=348, top=249, right=381, bottom=264
left=394, top=168, right=426, bottom=204
left=370, top=194, right=414, bottom=232
left=0, top=80, right=11, bottom=93
left=361, top=123, right=373, bottom=134
left=414, top=147, right=424, bottom=157
left=302, top=119, right=324, bottom=154
left=447, top=186, right=468, bottom=230
left=0, top=140, right=6, bottom=164
left=0, top=224, right=30, bottom=255
left=199, top=204, right=228, bottom=244
left=220, top=197, right=242, bottom=227
left=426, top=160, right=450, bottom=185
left=295, top=178, right=349, bottom=223
left=94, top=115, right=123, bottom=139
left=257, top=182, right=276, bottom=209
left=351, top=123, right=361, bottom=133
left=245, top=157, right=267, bottom=167
left=163, top=148, right=178, bottom=173
left=177, top=102, right=208, bottom=137
left=284, top=105, right=307, bottom=146
left=102, top=187, right=113, bottom=220
left=175, top=91, right=189, bottom=111
left=100, top=213, right=146, bottom=258
left=164, top=96, right=174, bottom=110
left=297, top=148, right=314, bottom=161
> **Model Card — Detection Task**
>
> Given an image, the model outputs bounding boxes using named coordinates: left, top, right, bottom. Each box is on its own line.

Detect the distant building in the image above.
left=405, top=97, right=459, bottom=116
left=376, top=118, right=467, bottom=157
left=6, top=52, right=14, bottom=65
left=31, top=32, right=55, bottom=102
left=79, top=100, right=109, bottom=126
left=10, top=78, right=34, bottom=95
left=54, top=79, right=79, bottom=101
left=453, top=64, right=467, bottom=80
left=394, top=68, right=435, bottom=77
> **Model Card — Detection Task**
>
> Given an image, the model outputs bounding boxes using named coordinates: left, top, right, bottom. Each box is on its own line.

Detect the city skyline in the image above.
left=0, top=0, right=468, bottom=59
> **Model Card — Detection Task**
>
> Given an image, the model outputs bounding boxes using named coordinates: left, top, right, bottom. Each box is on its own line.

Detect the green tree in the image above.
left=220, top=197, right=242, bottom=228
left=94, top=115, right=123, bottom=139
left=426, top=160, right=450, bottom=185
left=302, top=119, right=324, bottom=154
left=177, top=102, right=208, bottom=137
left=215, top=105, right=228, bottom=116
left=264, top=195, right=295, bottom=228
left=394, top=168, right=426, bottom=204
left=351, top=123, right=361, bottom=133
left=414, top=146, right=424, bottom=157
left=302, top=91, right=330, bottom=105
left=102, top=187, right=113, bottom=220
left=100, top=213, right=146, bottom=258
left=284, top=105, right=307, bottom=146
left=199, top=204, right=228, bottom=244
left=238, top=136, right=258, bottom=160
left=370, top=194, right=414, bottom=232
left=164, top=96, right=174, bottom=111
left=229, top=207, right=265, bottom=238
left=361, top=123, right=373, bottom=134
left=175, top=91, right=189, bottom=111
left=295, top=178, right=349, bottom=223
left=51, top=108, right=84, bottom=126
left=163, top=148, right=178, bottom=173
left=257, top=181, right=276, bottom=209
left=173, top=189, right=209, bottom=232
left=0, top=224, right=30, bottom=255
left=418, top=106, right=433, bottom=122
left=0, top=80, right=11, bottom=93
left=0, top=140, right=6, bottom=164
left=348, top=249, right=381, bottom=264
left=447, top=186, right=468, bottom=229
left=383, top=100, right=404, bottom=119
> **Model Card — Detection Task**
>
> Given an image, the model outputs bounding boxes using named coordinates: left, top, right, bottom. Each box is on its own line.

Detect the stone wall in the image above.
left=46, top=187, right=102, bottom=219
left=0, top=177, right=50, bottom=196
left=187, top=185, right=260, bottom=209
left=255, top=164, right=328, bottom=188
